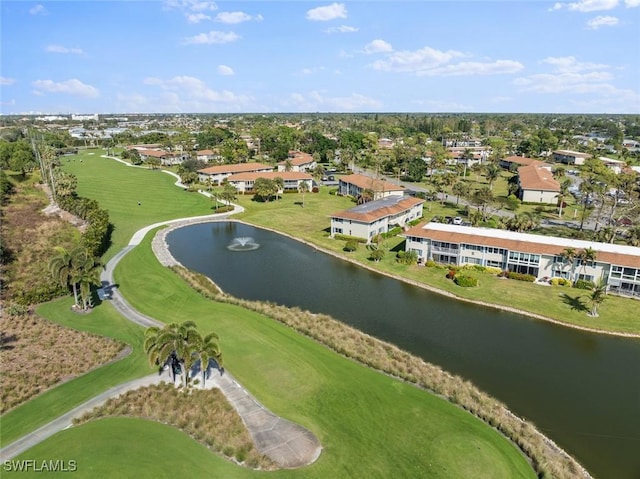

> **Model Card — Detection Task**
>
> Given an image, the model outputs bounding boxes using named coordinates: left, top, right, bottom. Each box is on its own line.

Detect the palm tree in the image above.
left=193, top=331, right=223, bottom=386
left=560, top=247, right=577, bottom=281
left=144, top=321, right=201, bottom=386
left=577, top=247, right=597, bottom=281
left=587, top=280, right=608, bottom=317
left=452, top=181, right=470, bottom=206
left=485, top=163, right=501, bottom=190
left=298, top=180, right=310, bottom=207
left=75, top=250, right=102, bottom=310
left=50, top=246, right=80, bottom=306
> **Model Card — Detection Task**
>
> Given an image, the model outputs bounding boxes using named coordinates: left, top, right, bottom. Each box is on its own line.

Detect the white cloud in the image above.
left=586, top=15, right=619, bottom=27
left=548, top=2, right=563, bottom=11
left=364, top=39, right=393, bottom=54
left=182, top=31, right=240, bottom=45
left=32, top=79, right=99, bottom=98
left=217, top=65, right=234, bottom=75
left=186, top=13, right=211, bottom=23
left=29, top=4, right=46, bottom=15
left=1, top=77, right=16, bottom=85
left=371, top=46, right=464, bottom=73
left=326, top=25, right=358, bottom=33
left=46, top=45, right=84, bottom=55
left=164, top=0, right=217, bottom=12
left=566, top=0, right=618, bottom=12
left=417, top=60, right=524, bottom=77
left=306, top=3, right=347, bottom=21
left=541, top=56, right=609, bottom=72
left=625, top=0, right=640, bottom=6
left=215, top=11, right=262, bottom=23
left=288, top=90, right=381, bottom=111
left=142, top=75, right=251, bottom=109
left=297, top=66, right=327, bottom=76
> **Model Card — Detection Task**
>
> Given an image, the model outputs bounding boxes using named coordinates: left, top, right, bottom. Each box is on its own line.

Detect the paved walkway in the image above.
left=1, top=164, right=321, bottom=468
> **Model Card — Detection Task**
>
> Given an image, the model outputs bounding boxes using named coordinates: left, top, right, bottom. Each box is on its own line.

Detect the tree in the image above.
left=193, top=331, right=223, bottom=385
left=253, top=177, right=278, bottom=202
left=471, top=187, right=494, bottom=219
left=561, top=247, right=577, bottom=281
left=298, top=180, right=310, bottom=207
left=218, top=183, right=238, bottom=205
left=273, top=176, right=285, bottom=200
left=50, top=246, right=80, bottom=306
left=586, top=280, right=607, bottom=317
left=406, top=158, right=426, bottom=182
left=452, top=181, right=470, bottom=206
left=144, top=321, right=201, bottom=386
left=146, top=156, right=161, bottom=169
left=356, top=188, right=374, bottom=204
left=49, top=245, right=101, bottom=309
left=485, top=163, right=501, bottom=190
left=577, top=247, right=597, bottom=280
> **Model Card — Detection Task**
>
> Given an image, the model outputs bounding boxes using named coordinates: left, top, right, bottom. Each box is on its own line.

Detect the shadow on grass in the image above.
left=560, top=292, right=589, bottom=312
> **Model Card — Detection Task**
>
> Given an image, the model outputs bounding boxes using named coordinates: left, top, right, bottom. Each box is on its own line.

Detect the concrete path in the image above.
left=2, top=174, right=321, bottom=468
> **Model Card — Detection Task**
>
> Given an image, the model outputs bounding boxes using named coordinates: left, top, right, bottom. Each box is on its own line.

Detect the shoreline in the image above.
left=151, top=217, right=594, bottom=479
left=157, top=217, right=640, bottom=340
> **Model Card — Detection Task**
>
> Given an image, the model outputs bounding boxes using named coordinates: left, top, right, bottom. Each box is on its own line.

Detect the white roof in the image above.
left=422, top=222, right=640, bottom=256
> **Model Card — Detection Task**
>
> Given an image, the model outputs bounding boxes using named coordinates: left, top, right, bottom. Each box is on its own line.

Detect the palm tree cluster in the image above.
left=144, top=321, right=222, bottom=387
left=49, top=244, right=102, bottom=310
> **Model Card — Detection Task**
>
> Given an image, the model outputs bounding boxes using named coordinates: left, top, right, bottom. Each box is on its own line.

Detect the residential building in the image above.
left=331, top=195, right=425, bottom=242
left=226, top=171, right=313, bottom=194
left=137, top=148, right=186, bottom=166
left=403, top=222, right=640, bottom=297
left=598, top=156, right=624, bottom=175
left=277, top=151, right=316, bottom=172
left=338, top=173, right=405, bottom=200
left=553, top=150, right=591, bottom=166
left=499, top=155, right=537, bottom=170
left=517, top=161, right=560, bottom=204
left=197, top=162, right=273, bottom=185
left=196, top=149, right=220, bottom=162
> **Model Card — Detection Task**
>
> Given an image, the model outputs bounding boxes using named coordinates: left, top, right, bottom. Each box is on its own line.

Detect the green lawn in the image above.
left=0, top=300, right=152, bottom=447
left=61, top=151, right=213, bottom=261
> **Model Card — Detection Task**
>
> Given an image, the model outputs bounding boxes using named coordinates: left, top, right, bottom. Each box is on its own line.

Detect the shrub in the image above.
left=334, top=234, right=367, bottom=243
left=485, top=267, right=503, bottom=275
left=550, top=277, right=571, bottom=287
left=382, top=226, right=402, bottom=238
left=454, top=275, right=479, bottom=287
left=573, top=279, right=595, bottom=290
left=343, top=240, right=358, bottom=252
left=463, top=264, right=486, bottom=272
left=425, top=259, right=437, bottom=268
left=396, top=250, right=418, bottom=265
left=368, top=249, right=385, bottom=262
left=506, top=271, right=536, bottom=282
left=446, top=269, right=456, bottom=280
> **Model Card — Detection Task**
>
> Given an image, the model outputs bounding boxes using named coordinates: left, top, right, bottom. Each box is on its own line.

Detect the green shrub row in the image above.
left=550, top=277, right=572, bottom=287
left=506, top=271, right=536, bottom=282
left=57, top=194, right=111, bottom=257
left=454, top=274, right=479, bottom=287
left=573, top=279, right=595, bottom=290
left=334, top=233, right=367, bottom=243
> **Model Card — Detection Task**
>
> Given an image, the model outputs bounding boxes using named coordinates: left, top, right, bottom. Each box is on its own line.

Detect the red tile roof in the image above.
left=518, top=162, right=560, bottom=192
left=502, top=155, right=537, bottom=166
left=339, top=174, right=404, bottom=192
left=332, top=197, right=424, bottom=223
left=198, top=162, right=273, bottom=175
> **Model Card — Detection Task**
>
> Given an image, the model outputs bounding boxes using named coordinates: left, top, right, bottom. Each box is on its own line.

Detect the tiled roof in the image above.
left=198, top=162, right=273, bottom=175
left=553, top=150, right=591, bottom=158
left=404, top=222, right=640, bottom=268
left=197, top=149, right=216, bottom=155
left=331, top=196, right=424, bottom=223
left=280, top=152, right=314, bottom=166
left=139, top=149, right=172, bottom=158
left=502, top=155, right=537, bottom=166
left=518, top=162, right=560, bottom=192
left=227, top=171, right=312, bottom=181
left=339, top=174, right=404, bottom=192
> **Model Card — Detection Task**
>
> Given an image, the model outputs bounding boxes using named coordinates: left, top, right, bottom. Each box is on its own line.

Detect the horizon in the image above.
left=2, top=1, right=639, bottom=115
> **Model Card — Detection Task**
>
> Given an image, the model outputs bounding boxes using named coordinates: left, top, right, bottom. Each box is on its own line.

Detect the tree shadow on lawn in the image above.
left=560, top=292, right=589, bottom=312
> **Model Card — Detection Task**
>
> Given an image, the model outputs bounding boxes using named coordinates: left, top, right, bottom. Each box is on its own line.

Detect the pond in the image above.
left=167, top=221, right=640, bottom=479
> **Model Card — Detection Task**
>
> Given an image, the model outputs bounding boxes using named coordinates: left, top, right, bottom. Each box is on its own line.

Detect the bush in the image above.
left=343, top=240, right=358, bottom=252
left=382, top=226, right=402, bottom=238
left=573, top=279, right=595, bottom=290
left=454, top=275, right=479, bottom=287
left=334, top=234, right=367, bottom=243
left=485, top=267, right=503, bottom=275
left=506, top=271, right=536, bottom=282
left=463, top=264, right=486, bottom=272
left=396, top=250, right=418, bottom=265
left=368, top=249, right=385, bottom=262
left=550, top=277, right=571, bottom=287
left=446, top=269, right=456, bottom=280
left=425, top=259, right=437, bottom=268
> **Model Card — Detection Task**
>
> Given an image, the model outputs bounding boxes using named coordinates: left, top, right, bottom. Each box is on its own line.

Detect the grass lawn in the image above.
left=61, top=151, right=213, bottom=261
left=101, top=233, right=535, bottom=479
left=0, top=300, right=152, bottom=447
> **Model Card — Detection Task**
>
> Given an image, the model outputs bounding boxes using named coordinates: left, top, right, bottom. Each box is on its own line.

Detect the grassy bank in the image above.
left=0, top=300, right=151, bottom=447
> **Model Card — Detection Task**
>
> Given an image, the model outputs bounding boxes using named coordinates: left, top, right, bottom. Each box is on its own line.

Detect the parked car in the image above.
left=452, top=217, right=463, bottom=225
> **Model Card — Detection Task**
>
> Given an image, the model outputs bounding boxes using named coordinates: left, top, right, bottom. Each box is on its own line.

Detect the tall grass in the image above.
left=174, top=265, right=590, bottom=479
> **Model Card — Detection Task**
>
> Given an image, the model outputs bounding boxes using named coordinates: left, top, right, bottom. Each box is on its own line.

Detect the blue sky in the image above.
left=1, top=1, right=639, bottom=114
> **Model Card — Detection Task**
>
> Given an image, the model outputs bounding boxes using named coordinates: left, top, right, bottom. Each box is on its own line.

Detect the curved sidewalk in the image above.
left=1, top=203, right=321, bottom=467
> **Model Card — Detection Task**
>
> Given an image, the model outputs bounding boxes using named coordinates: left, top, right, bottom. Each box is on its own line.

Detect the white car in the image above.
left=452, top=217, right=463, bottom=225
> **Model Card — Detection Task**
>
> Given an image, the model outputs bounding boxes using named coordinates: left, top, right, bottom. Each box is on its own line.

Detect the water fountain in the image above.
left=227, top=236, right=260, bottom=251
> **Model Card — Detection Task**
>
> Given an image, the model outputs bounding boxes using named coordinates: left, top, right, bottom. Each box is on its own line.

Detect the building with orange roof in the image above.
left=517, top=161, right=560, bottom=203
left=197, top=162, right=273, bottom=185
left=226, top=171, right=313, bottom=194
left=331, top=195, right=424, bottom=242
left=404, top=222, right=640, bottom=297
left=277, top=151, right=316, bottom=172
left=499, top=155, right=537, bottom=170
left=338, top=173, right=404, bottom=200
